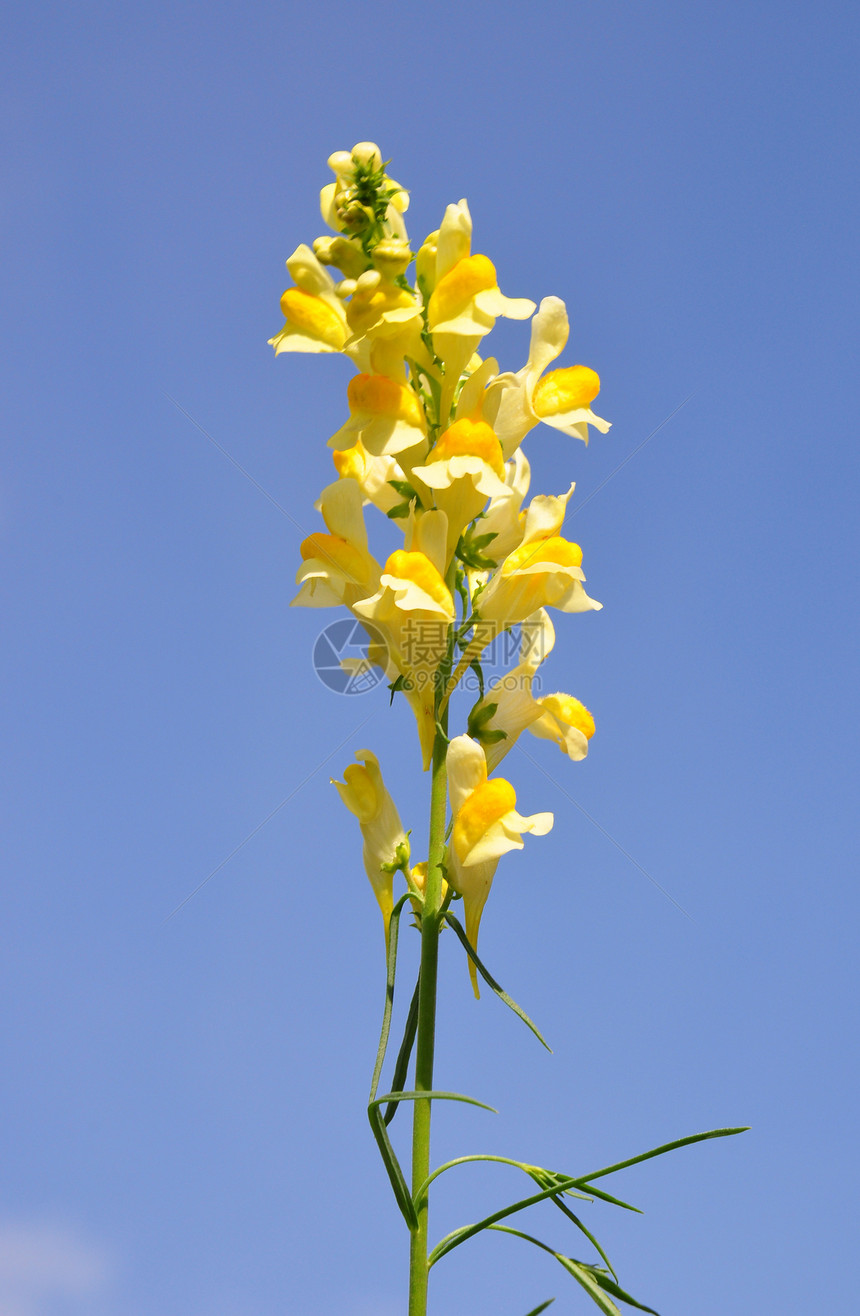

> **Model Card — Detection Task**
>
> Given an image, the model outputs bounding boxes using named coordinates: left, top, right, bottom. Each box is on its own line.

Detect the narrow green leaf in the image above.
left=486, top=1226, right=655, bottom=1314
left=367, top=1100, right=417, bottom=1231
left=523, top=1301, right=555, bottom=1315
left=589, top=1271, right=661, bottom=1315
left=383, top=975, right=420, bottom=1126
left=579, top=1127, right=749, bottom=1184
left=370, top=1090, right=497, bottom=1117
left=556, top=1258, right=621, bottom=1315
left=370, top=1089, right=499, bottom=1229
left=485, top=1223, right=558, bottom=1255
left=547, top=1197, right=617, bottom=1281
left=444, top=912, right=551, bottom=1051
left=366, top=894, right=417, bottom=1231
left=429, top=1174, right=587, bottom=1266
left=368, top=895, right=411, bottom=1103
left=576, top=1182, right=642, bottom=1214
left=417, top=1153, right=592, bottom=1203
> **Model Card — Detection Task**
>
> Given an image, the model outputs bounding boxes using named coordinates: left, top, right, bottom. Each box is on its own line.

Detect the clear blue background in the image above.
left=2, top=1, right=857, bottom=1312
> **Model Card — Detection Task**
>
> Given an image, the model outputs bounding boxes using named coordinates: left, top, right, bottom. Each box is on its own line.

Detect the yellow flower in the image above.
left=338, top=270, right=428, bottom=381
left=428, top=253, right=534, bottom=338
left=448, top=364, right=526, bottom=557
left=345, top=270, right=420, bottom=341
left=477, top=484, right=601, bottom=627
left=529, top=692, right=596, bottom=759
left=411, top=409, right=509, bottom=566
left=478, top=447, right=531, bottom=565
left=332, top=436, right=406, bottom=515
left=470, top=611, right=595, bottom=770
left=268, top=244, right=349, bottom=355
left=486, top=296, right=611, bottom=457
left=332, top=749, right=408, bottom=945
left=446, top=735, right=552, bottom=996
left=425, top=201, right=534, bottom=422
left=329, top=371, right=428, bottom=459
left=353, top=512, right=455, bottom=769
left=291, top=478, right=380, bottom=609
left=427, top=199, right=531, bottom=328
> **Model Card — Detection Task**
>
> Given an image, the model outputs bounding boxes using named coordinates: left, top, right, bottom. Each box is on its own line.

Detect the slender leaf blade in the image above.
left=577, top=1182, right=643, bottom=1214
left=523, top=1302, right=555, bottom=1315
left=429, top=1174, right=587, bottom=1265
left=370, top=1089, right=497, bottom=1115
left=548, top=1197, right=617, bottom=1281
left=384, top=973, right=420, bottom=1126
left=485, top=1223, right=557, bottom=1255
left=366, top=895, right=418, bottom=1230
left=579, top=1127, right=749, bottom=1184
left=485, top=1225, right=653, bottom=1314
left=556, top=1257, right=622, bottom=1315
left=590, top=1271, right=661, bottom=1315
left=444, top=912, right=551, bottom=1051
left=368, top=894, right=411, bottom=1103
left=366, top=1102, right=417, bottom=1230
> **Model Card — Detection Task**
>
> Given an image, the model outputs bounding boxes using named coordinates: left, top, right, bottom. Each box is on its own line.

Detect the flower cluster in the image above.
left=274, top=143, right=608, bottom=992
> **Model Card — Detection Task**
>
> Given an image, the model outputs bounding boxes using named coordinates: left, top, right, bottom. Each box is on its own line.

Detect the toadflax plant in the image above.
left=270, top=142, right=745, bottom=1316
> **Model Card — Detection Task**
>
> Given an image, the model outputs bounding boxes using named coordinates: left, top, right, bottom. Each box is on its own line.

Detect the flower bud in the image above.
left=415, top=231, right=439, bottom=296
left=334, top=279, right=357, bottom=300
left=313, top=235, right=369, bottom=280
left=355, top=269, right=382, bottom=294
left=387, top=186, right=409, bottom=214
left=327, top=150, right=353, bottom=175
left=337, top=197, right=372, bottom=231
left=350, top=141, right=382, bottom=170
left=371, top=238, right=412, bottom=279
left=408, top=860, right=449, bottom=918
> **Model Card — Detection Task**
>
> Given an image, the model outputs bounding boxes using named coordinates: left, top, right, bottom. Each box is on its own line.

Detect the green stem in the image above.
left=407, top=712, right=449, bottom=1315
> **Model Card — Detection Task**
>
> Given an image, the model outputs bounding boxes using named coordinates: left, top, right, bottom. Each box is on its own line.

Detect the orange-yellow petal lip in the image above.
left=533, top=365, right=600, bottom=416
left=540, top=694, right=595, bottom=740
left=502, top=536, right=583, bottom=575
left=347, top=374, right=424, bottom=427
left=333, top=440, right=369, bottom=481
left=428, top=254, right=497, bottom=325
left=300, top=532, right=369, bottom=582
left=384, top=550, right=454, bottom=613
left=428, top=417, right=505, bottom=478
left=280, top=287, right=346, bottom=349
left=453, top=778, right=517, bottom=861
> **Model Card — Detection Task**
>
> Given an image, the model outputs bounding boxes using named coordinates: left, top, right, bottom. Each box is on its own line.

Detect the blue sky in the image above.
left=2, top=1, right=858, bottom=1312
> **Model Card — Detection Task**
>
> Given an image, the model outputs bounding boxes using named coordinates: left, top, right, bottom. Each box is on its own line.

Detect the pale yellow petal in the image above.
left=446, top=735, right=488, bottom=813
left=436, top=200, right=472, bottom=282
